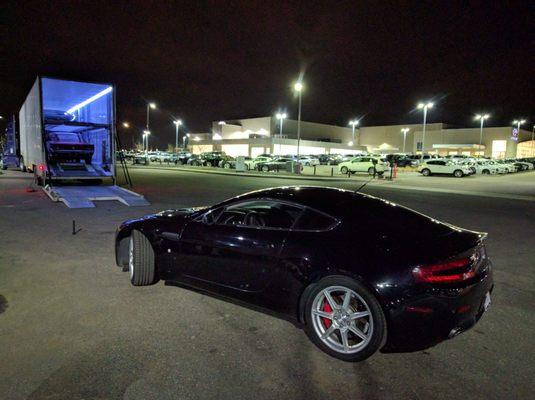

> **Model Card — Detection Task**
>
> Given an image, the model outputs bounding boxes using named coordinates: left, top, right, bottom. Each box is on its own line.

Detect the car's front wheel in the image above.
left=261, top=165, right=269, bottom=172
left=340, top=166, right=348, bottom=174
left=304, top=276, right=386, bottom=362
left=368, top=167, right=375, bottom=175
left=128, top=230, right=156, bottom=286
left=453, top=169, right=464, bottom=178
left=421, top=168, right=431, bottom=176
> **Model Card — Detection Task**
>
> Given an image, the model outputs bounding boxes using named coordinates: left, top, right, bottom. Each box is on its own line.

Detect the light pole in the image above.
left=173, top=120, right=182, bottom=152
left=417, top=101, right=433, bottom=160
left=401, top=128, right=410, bottom=153
left=475, top=114, right=490, bottom=157
left=143, top=130, right=151, bottom=152
left=294, top=81, right=303, bottom=157
left=349, top=120, right=359, bottom=146
left=146, top=102, right=156, bottom=153
left=276, top=112, right=287, bottom=155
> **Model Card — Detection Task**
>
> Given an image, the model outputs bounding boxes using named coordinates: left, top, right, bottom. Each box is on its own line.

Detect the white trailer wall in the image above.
left=19, top=78, right=43, bottom=169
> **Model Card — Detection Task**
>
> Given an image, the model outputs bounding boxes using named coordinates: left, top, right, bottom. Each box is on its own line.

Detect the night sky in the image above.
left=1, top=1, right=533, bottom=149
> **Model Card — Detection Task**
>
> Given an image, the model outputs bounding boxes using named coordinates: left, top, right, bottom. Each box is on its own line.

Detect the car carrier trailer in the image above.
left=18, top=76, right=148, bottom=208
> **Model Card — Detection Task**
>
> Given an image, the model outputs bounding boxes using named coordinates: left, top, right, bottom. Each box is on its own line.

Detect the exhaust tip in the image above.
left=448, top=327, right=463, bottom=338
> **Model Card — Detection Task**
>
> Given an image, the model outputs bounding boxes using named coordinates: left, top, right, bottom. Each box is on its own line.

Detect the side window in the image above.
left=438, top=161, right=446, bottom=166
left=215, top=200, right=302, bottom=229
left=427, top=161, right=437, bottom=165
left=293, top=208, right=338, bottom=231
left=361, top=157, right=370, bottom=162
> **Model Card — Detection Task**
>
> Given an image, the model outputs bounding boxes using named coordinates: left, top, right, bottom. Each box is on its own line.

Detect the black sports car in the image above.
left=115, top=186, right=493, bottom=361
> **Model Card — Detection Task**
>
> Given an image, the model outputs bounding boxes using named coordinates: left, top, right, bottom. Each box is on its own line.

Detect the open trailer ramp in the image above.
left=43, top=185, right=150, bottom=208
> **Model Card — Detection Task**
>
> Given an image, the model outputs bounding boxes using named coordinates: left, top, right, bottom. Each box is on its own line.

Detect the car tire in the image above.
left=224, top=162, right=231, bottom=169
left=368, top=167, right=375, bottom=175
left=20, top=158, right=27, bottom=173
left=482, top=169, right=490, bottom=175
left=303, top=275, right=386, bottom=362
left=421, top=168, right=431, bottom=176
left=340, top=166, right=348, bottom=174
left=128, top=230, right=156, bottom=286
left=261, top=165, right=269, bottom=172
left=453, top=169, right=464, bottom=178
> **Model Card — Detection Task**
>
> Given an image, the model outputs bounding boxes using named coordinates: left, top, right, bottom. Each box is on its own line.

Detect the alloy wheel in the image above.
left=310, top=286, right=373, bottom=354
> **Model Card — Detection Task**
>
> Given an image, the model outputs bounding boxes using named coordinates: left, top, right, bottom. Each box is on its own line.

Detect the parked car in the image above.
left=201, top=151, right=227, bottom=167
left=45, top=131, right=94, bottom=164
left=494, top=160, right=517, bottom=173
left=116, top=186, right=493, bottom=361
left=244, top=156, right=272, bottom=170
left=132, top=153, right=148, bottom=165
left=218, top=155, right=237, bottom=169
left=472, top=160, right=500, bottom=175
left=296, top=156, right=320, bottom=166
left=256, top=157, right=295, bottom=172
left=385, top=154, right=414, bottom=168
left=338, top=156, right=390, bottom=176
left=418, top=159, right=472, bottom=177
left=505, top=159, right=532, bottom=171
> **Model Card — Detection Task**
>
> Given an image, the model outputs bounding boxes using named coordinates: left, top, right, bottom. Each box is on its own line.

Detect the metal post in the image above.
left=479, top=118, right=484, bottom=157
left=420, top=107, right=428, bottom=161
left=296, top=91, right=302, bottom=158
left=352, top=124, right=355, bottom=143
left=146, top=104, right=150, bottom=154
left=403, top=131, right=407, bottom=153
left=279, top=117, right=283, bottom=155
left=175, top=123, right=179, bottom=151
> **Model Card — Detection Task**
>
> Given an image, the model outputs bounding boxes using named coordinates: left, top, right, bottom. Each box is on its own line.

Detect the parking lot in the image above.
left=1, top=168, right=534, bottom=400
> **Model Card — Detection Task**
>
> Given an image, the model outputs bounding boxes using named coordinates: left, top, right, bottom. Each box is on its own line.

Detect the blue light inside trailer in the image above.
left=41, top=78, right=113, bottom=124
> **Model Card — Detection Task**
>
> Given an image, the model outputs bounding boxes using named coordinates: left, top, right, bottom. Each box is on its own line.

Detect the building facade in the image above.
left=186, top=116, right=534, bottom=158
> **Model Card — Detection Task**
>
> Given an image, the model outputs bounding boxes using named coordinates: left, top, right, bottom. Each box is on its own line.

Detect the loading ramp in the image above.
left=43, top=185, right=150, bottom=208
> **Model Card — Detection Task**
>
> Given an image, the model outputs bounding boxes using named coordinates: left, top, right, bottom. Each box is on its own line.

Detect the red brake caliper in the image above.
left=322, top=299, right=333, bottom=328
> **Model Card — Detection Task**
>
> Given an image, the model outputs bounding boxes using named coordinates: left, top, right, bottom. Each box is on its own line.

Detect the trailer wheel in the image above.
left=129, top=230, right=156, bottom=286
left=20, top=158, right=27, bottom=172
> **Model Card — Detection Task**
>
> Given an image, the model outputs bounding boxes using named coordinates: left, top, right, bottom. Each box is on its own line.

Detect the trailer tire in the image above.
left=20, top=158, right=27, bottom=173
left=129, top=230, right=156, bottom=286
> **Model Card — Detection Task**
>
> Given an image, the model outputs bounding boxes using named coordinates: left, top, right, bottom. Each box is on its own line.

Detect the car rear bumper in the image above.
left=382, top=261, right=494, bottom=352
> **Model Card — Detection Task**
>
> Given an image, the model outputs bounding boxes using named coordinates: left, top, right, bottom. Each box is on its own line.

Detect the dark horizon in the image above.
left=1, top=1, right=533, bottom=149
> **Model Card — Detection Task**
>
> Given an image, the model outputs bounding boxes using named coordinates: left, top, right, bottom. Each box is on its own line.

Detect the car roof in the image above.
left=228, top=186, right=376, bottom=217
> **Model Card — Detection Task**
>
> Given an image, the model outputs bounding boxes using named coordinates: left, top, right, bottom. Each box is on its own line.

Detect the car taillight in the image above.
left=412, top=257, right=475, bottom=283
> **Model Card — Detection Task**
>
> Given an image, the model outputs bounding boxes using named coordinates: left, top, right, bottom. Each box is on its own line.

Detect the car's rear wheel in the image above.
left=340, top=166, right=348, bottom=174
left=368, top=167, right=375, bottom=175
left=453, top=169, right=464, bottom=178
left=224, top=162, right=231, bottom=169
left=482, top=169, right=490, bottom=175
left=129, top=230, right=156, bottom=286
left=304, top=276, right=386, bottom=362
left=421, top=168, right=431, bottom=176
left=261, top=165, right=269, bottom=172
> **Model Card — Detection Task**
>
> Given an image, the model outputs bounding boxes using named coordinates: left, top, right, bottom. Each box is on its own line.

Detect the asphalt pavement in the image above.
left=0, top=168, right=534, bottom=400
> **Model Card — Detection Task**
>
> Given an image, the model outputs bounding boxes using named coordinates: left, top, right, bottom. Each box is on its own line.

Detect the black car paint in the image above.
left=116, top=187, right=493, bottom=352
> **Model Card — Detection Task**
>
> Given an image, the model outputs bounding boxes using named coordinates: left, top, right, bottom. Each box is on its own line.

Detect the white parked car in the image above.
left=494, top=160, right=517, bottom=173
left=472, top=160, right=500, bottom=174
left=338, top=156, right=390, bottom=176
left=418, top=159, right=472, bottom=177
left=296, top=156, right=320, bottom=166
left=244, top=156, right=272, bottom=170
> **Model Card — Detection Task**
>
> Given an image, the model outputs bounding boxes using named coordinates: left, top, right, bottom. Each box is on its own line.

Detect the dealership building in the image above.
left=186, top=116, right=534, bottom=159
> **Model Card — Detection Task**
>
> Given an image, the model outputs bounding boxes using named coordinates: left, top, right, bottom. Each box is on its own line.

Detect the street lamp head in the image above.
left=174, top=120, right=182, bottom=126
left=143, top=130, right=151, bottom=135
left=348, top=141, right=354, bottom=146
left=417, top=101, right=433, bottom=109
left=401, top=128, right=410, bottom=133
left=149, top=103, right=156, bottom=109
left=476, top=114, right=490, bottom=121
left=276, top=113, right=287, bottom=120
left=122, top=122, right=130, bottom=128
left=294, top=82, right=303, bottom=92
left=349, top=119, right=359, bottom=127
left=218, top=121, right=226, bottom=126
